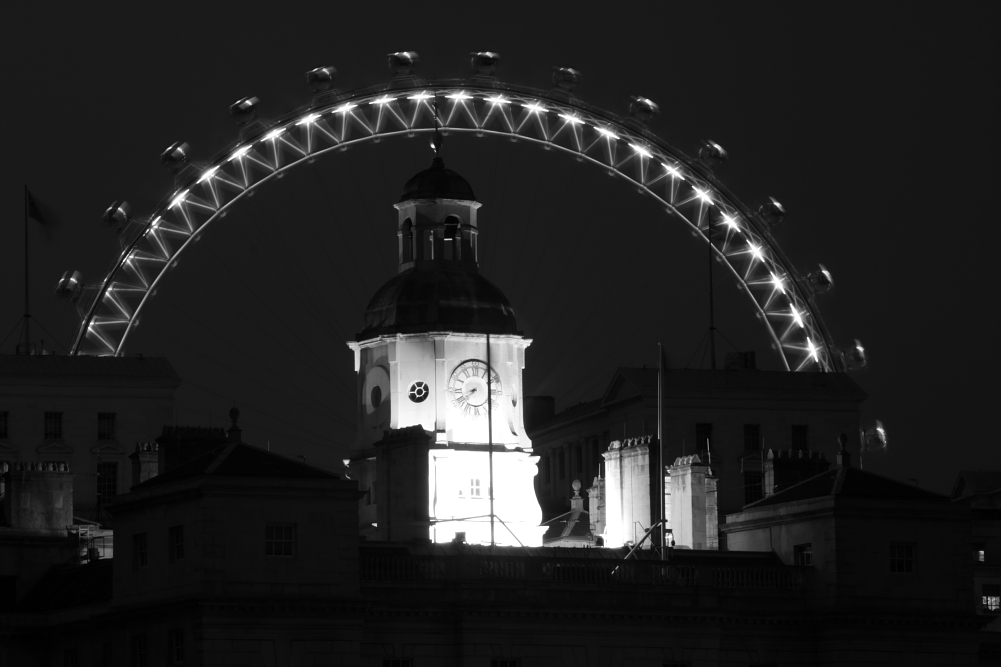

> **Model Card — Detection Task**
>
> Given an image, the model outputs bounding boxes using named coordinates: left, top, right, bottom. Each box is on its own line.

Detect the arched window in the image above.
left=401, top=218, right=413, bottom=263
left=443, top=216, right=460, bottom=260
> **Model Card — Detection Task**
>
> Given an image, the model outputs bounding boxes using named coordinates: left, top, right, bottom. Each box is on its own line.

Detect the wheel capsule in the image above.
left=552, top=67, right=582, bottom=92
left=470, top=52, right=500, bottom=75
left=230, top=96, right=259, bottom=125
left=699, top=140, right=728, bottom=166
left=758, top=197, right=786, bottom=225
left=55, top=270, right=83, bottom=303
left=629, top=96, right=659, bottom=122
left=306, top=66, right=337, bottom=92
left=102, top=200, right=131, bottom=233
left=161, top=142, right=190, bottom=171
left=807, top=265, right=833, bottom=293
left=387, top=52, right=420, bottom=76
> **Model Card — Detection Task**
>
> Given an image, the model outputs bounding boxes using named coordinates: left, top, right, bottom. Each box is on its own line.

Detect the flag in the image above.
left=26, top=189, right=46, bottom=225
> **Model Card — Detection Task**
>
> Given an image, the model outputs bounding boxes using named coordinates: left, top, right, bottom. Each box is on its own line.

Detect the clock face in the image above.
left=448, top=359, right=501, bottom=418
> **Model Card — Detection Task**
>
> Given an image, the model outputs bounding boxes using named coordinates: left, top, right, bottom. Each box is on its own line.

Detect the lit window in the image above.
left=890, top=543, right=915, bottom=574
left=131, top=635, right=147, bottom=667
left=132, top=533, right=147, bottom=570
left=470, top=479, right=481, bottom=498
left=265, top=524, right=295, bottom=557
left=975, top=542, right=986, bottom=563
left=743, top=424, right=761, bottom=451
left=794, top=543, right=813, bottom=566
left=984, top=584, right=1001, bottom=612
left=791, top=424, right=808, bottom=451
left=98, top=412, right=116, bottom=441
left=0, top=411, right=8, bottom=439
left=169, top=525, right=184, bottom=563
left=743, top=472, right=763, bottom=505
left=44, top=411, right=62, bottom=440
left=168, top=629, right=184, bottom=664
left=97, top=462, right=117, bottom=505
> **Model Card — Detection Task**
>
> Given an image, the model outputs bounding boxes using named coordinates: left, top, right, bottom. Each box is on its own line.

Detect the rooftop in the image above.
left=0, top=354, right=180, bottom=384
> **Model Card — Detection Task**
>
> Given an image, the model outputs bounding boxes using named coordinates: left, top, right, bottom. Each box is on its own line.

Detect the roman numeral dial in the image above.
left=448, top=359, right=501, bottom=419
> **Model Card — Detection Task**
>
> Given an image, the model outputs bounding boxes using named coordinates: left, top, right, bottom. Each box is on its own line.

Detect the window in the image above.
left=558, top=449, right=566, bottom=479
left=0, top=411, right=7, bottom=439
left=424, top=230, right=434, bottom=260
left=444, top=216, right=460, bottom=260
left=168, top=629, right=184, bottom=664
left=791, top=424, right=809, bottom=451
left=470, top=478, right=481, bottom=498
left=794, top=543, right=813, bottom=566
left=401, top=218, right=413, bottom=263
left=542, top=455, right=551, bottom=484
left=97, top=462, right=117, bottom=505
left=975, top=542, right=986, bottom=563
left=575, top=445, right=583, bottom=474
left=132, top=533, right=148, bottom=569
left=983, top=584, right=1001, bottom=612
left=695, top=423, right=712, bottom=452
left=265, top=524, right=295, bottom=557
left=169, top=525, right=184, bottom=563
left=743, top=471, right=763, bottom=505
left=131, top=635, right=147, bottom=667
left=743, top=424, right=760, bottom=451
left=98, top=412, right=116, bottom=441
left=63, top=648, right=79, bottom=667
left=890, top=542, right=914, bottom=574
left=44, top=411, right=63, bottom=440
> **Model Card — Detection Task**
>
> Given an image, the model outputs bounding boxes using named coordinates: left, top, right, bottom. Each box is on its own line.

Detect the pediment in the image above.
left=90, top=443, right=126, bottom=456
left=36, top=442, right=73, bottom=455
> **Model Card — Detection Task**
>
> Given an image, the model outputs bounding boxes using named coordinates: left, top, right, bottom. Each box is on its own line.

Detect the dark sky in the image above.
left=3, top=2, right=998, bottom=493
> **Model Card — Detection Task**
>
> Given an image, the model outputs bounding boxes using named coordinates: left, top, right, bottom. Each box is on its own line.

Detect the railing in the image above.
left=360, top=555, right=802, bottom=592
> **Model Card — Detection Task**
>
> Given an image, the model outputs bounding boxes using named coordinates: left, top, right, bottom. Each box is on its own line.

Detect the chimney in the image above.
left=669, top=454, right=711, bottom=550
left=763, top=449, right=831, bottom=496
left=570, top=479, right=584, bottom=511
left=130, top=442, right=159, bottom=488
left=1, top=462, right=74, bottom=531
left=586, top=475, right=605, bottom=538
left=836, top=433, right=851, bottom=467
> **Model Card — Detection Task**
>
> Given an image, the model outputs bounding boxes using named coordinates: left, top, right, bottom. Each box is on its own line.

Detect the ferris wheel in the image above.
left=56, top=51, right=866, bottom=375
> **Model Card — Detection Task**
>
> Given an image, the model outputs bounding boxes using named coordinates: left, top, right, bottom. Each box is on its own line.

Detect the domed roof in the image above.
left=360, top=269, right=518, bottom=338
left=399, top=157, right=477, bottom=203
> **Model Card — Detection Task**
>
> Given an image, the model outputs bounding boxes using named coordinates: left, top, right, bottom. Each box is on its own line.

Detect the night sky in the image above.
left=3, top=3, right=998, bottom=493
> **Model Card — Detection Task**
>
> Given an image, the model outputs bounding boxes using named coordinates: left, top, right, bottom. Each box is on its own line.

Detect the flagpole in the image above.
left=23, top=185, right=29, bottom=353
left=658, top=342, right=665, bottom=560
left=487, top=333, right=495, bottom=547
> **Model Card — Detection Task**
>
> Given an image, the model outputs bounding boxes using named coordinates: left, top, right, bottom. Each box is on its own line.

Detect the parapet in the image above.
left=1, top=461, right=74, bottom=530
left=672, top=454, right=704, bottom=467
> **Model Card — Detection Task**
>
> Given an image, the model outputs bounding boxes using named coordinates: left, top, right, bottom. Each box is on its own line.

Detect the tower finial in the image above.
left=431, top=93, right=444, bottom=157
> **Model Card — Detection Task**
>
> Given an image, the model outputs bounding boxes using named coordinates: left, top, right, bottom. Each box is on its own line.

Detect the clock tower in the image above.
left=347, top=152, right=544, bottom=546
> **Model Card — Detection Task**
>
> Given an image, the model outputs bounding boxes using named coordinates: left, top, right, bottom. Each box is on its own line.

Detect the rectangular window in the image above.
left=890, top=542, right=915, bottom=574
left=575, top=445, right=583, bottom=474
left=470, top=478, right=481, bottom=498
left=98, top=412, right=116, bottom=441
left=791, top=424, right=809, bottom=451
left=975, top=542, right=986, bottom=563
left=695, top=423, right=712, bottom=452
left=265, top=524, right=295, bottom=557
left=558, top=449, right=566, bottom=479
left=743, top=423, right=761, bottom=451
left=132, top=533, right=148, bottom=570
left=44, top=411, right=63, bottom=440
left=97, top=462, right=118, bottom=505
left=743, top=471, right=763, bottom=505
left=168, top=629, right=184, bottom=664
left=984, top=584, right=1001, bottom=612
left=169, top=525, right=184, bottom=563
left=63, top=648, right=79, bottom=667
left=542, top=455, right=551, bottom=484
left=794, top=543, right=813, bottom=566
left=131, top=635, right=147, bottom=667
left=0, top=411, right=8, bottom=439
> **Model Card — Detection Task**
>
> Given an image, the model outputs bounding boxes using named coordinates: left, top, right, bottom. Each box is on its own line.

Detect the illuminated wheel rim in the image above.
left=70, top=80, right=839, bottom=372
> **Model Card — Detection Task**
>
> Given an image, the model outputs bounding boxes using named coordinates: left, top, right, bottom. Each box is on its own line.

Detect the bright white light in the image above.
left=806, top=337, right=819, bottom=361
left=629, top=143, right=652, bottom=158
left=198, top=167, right=218, bottom=183
left=150, top=217, right=161, bottom=229
left=523, top=102, right=546, bottom=113
left=722, top=215, right=739, bottom=231
left=749, top=244, right=764, bottom=261
left=695, top=188, right=713, bottom=205
left=169, top=192, right=187, bottom=209
left=263, top=128, right=285, bottom=142
left=370, top=96, right=394, bottom=105
left=447, top=92, right=473, bottom=100
left=333, top=103, right=356, bottom=114
left=596, top=126, right=618, bottom=139
left=791, top=307, right=805, bottom=328
left=296, top=113, right=319, bottom=125
left=485, top=95, right=510, bottom=105
left=408, top=92, right=433, bottom=100
left=558, top=113, right=584, bottom=124
left=770, top=272, right=786, bottom=294
left=662, top=162, right=685, bottom=180
left=228, top=146, right=250, bottom=161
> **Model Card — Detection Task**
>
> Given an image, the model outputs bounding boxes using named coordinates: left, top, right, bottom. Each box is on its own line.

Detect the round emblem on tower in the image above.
left=408, top=381, right=429, bottom=403
left=448, top=360, right=501, bottom=418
